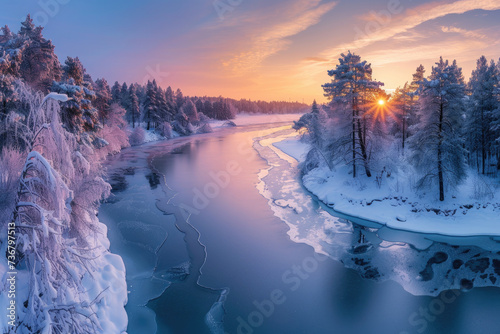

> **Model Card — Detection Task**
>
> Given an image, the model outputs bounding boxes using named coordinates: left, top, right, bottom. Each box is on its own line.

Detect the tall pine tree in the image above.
left=409, top=58, right=466, bottom=201
left=322, top=51, right=383, bottom=177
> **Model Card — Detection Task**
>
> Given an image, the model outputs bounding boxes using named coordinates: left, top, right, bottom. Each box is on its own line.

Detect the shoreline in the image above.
left=272, top=136, right=500, bottom=244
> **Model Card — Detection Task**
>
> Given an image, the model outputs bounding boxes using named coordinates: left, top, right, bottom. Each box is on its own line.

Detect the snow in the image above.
left=274, top=135, right=500, bottom=238
left=273, top=137, right=309, bottom=163
left=253, top=127, right=500, bottom=296
left=143, top=128, right=164, bottom=143
left=41, top=92, right=69, bottom=105
left=81, top=245, right=128, bottom=334
left=210, top=113, right=302, bottom=129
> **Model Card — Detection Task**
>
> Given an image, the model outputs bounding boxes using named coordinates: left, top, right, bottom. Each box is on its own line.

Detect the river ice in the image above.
left=255, top=127, right=500, bottom=296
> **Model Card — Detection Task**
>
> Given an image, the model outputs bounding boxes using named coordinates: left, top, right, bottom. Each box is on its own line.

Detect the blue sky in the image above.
left=1, top=0, right=500, bottom=102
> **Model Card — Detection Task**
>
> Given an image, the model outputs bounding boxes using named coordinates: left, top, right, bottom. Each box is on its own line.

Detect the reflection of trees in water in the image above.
left=255, top=128, right=500, bottom=297
left=343, top=224, right=500, bottom=295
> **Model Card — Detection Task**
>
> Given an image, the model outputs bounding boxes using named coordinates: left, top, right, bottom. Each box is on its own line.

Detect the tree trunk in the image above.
left=481, top=108, right=486, bottom=175
left=402, top=105, right=406, bottom=150
left=438, top=101, right=445, bottom=201
left=356, top=118, right=372, bottom=177
left=352, top=107, right=356, bottom=178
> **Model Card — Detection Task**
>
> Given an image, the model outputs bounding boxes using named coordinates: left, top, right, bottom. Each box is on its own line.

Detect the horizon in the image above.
left=1, top=0, right=500, bottom=103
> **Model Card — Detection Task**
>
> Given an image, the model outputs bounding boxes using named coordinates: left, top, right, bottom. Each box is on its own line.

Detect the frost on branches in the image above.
left=0, top=85, right=127, bottom=334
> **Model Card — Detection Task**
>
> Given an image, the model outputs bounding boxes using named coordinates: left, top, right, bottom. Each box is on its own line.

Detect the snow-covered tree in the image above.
left=8, top=87, right=114, bottom=333
left=181, top=99, right=199, bottom=124
left=110, top=81, right=121, bottom=104
left=127, top=84, right=140, bottom=128
left=155, top=84, right=172, bottom=124
left=390, top=66, right=425, bottom=152
left=175, top=88, right=184, bottom=110
left=408, top=57, right=467, bottom=201
left=94, top=78, right=112, bottom=125
left=0, top=74, right=16, bottom=117
left=293, top=100, right=332, bottom=170
left=52, top=79, right=100, bottom=134
left=95, top=103, right=129, bottom=158
left=120, top=82, right=129, bottom=110
left=17, top=15, right=61, bottom=91
left=204, top=100, right=214, bottom=119
left=62, top=56, right=85, bottom=85
left=142, top=80, right=157, bottom=130
left=322, top=51, right=384, bottom=177
left=466, top=56, right=498, bottom=174
left=195, top=99, right=204, bottom=116
left=492, top=59, right=500, bottom=169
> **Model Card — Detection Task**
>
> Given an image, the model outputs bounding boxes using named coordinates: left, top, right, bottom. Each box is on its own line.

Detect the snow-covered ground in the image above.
left=132, top=114, right=303, bottom=146
left=211, top=113, right=302, bottom=129
left=257, top=128, right=500, bottom=296
left=274, top=135, right=500, bottom=238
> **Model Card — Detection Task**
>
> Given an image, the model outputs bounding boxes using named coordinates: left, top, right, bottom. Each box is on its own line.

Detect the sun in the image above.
left=378, top=99, right=385, bottom=106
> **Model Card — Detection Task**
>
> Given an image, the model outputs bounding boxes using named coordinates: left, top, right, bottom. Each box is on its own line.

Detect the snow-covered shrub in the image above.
left=187, top=122, right=196, bottom=134
left=0, top=148, right=23, bottom=219
left=223, top=120, right=237, bottom=127
left=14, top=151, right=101, bottom=334
left=198, top=112, right=211, bottom=123
left=300, top=148, right=321, bottom=174
left=1, top=88, right=126, bottom=334
left=471, top=174, right=495, bottom=200
left=157, top=121, right=173, bottom=139
left=180, top=99, right=199, bottom=124
left=129, top=126, right=146, bottom=146
left=197, top=123, right=213, bottom=134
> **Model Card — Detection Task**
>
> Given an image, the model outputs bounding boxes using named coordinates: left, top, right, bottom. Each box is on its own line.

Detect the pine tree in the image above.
left=397, top=65, right=426, bottom=147
left=466, top=56, right=498, bottom=174
left=94, top=78, right=111, bottom=125
left=164, top=86, right=177, bottom=121
left=204, top=100, right=214, bottom=118
left=322, top=51, right=384, bottom=177
left=195, top=99, right=204, bottom=115
left=120, top=82, right=129, bottom=110
left=53, top=58, right=100, bottom=133
left=409, top=57, right=466, bottom=201
left=17, top=15, right=61, bottom=91
left=155, top=84, right=169, bottom=124
left=111, top=81, right=121, bottom=104
left=293, top=101, right=332, bottom=170
left=63, top=56, right=85, bottom=85
left=410, top=64, right=425, bottom=94
left=143, top=80, right=157, bottom=130
left=0, top=74, right=15, bottom=117
left=175, top=88, right=185, bottom=110
left=181, top=99, right=199, bottom=124
left=492, top=59, right=500, bottom=170
left=128, top=84, right=140, bottom=128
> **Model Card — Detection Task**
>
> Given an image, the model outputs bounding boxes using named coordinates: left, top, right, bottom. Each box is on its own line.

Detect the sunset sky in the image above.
left=2, top=0, right=500, bottom=103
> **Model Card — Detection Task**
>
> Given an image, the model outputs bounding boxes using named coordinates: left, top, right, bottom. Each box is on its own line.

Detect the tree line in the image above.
left=295, top=51, right=500, bottom=201
left=0, top=15, right=308, bottom=150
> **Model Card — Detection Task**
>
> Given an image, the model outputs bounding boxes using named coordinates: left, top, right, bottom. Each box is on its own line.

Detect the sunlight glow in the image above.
left=378, top=99, right=385, bottom=106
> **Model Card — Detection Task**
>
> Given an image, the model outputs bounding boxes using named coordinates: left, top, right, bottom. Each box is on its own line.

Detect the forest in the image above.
left=0, top=15, right=307, bottom=334
left=295, top=51, right=500, bottom=203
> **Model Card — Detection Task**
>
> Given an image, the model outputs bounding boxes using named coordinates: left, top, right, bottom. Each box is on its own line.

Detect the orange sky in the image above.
left=4, top=0, right=500, bottom=103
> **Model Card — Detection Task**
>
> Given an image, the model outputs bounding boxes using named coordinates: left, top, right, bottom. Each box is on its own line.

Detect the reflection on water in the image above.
left=255, top=128, right=500, bottom=296
left=100, top=124, right=500, bottom=334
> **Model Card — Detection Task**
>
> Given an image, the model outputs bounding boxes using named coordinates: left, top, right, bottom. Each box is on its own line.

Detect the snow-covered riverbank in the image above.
left=273, top=136, right=500, bottom=238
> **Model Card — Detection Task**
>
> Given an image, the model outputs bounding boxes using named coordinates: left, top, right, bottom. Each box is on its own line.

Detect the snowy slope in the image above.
left=274, top=136, right=500, bottom=237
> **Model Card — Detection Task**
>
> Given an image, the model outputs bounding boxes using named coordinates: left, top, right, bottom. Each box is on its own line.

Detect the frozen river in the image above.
left=99, top=120, right=500, bottom=334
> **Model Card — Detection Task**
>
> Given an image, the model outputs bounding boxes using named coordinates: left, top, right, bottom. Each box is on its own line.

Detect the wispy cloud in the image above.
left=222, top=0, right=337, bottom=73
left=295, top=0, right=500, bottom=85
left=440, top=26, right=487, bottom=39
left=321, top=0, right=500, bottom=58
left=364, top=39, right=489, bottom=66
